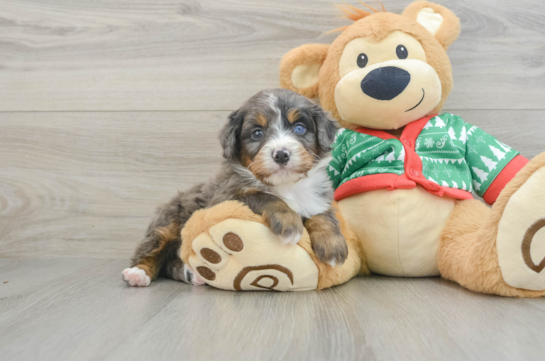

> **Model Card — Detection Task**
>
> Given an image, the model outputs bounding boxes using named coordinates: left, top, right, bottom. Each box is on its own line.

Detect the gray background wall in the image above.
left=1, top=0, right=544, bottom=259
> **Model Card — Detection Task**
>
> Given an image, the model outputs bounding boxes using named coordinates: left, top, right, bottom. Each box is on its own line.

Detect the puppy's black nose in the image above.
left=361, top=66, right=411, bottom=101
left=273, top=148, right=290, bottom=165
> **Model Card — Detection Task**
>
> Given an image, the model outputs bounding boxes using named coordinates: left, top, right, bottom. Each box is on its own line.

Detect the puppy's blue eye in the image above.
left=252, top=129, right=264, bottom=139
left=294, top=124, right=306, bottom=134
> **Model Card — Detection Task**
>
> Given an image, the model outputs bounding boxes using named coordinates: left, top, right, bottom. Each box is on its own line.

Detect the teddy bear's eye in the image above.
left=357, top=53, right=368, bottom=68
left=396, top=45, right=408, bottom=59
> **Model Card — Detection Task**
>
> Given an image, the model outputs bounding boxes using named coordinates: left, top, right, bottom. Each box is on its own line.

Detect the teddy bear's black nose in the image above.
left=361, top=66, right=411, bottom=101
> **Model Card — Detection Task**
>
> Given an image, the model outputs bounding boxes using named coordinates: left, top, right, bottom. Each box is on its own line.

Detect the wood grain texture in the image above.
left=0, top=0, right=544, bottom=111
left=0, top=110, right=544, bottom=259
left=0, top=111, right=224, bottom=258
left=1, top=259, right=544, bottom=361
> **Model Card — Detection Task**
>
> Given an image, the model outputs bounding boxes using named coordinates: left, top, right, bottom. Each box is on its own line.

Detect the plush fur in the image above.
left=439, top=152, right=545, bottom=297
left=280, top=3, right=459, bottom=130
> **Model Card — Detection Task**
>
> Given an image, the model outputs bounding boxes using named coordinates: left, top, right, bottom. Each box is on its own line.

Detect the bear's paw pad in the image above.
left=188, top=219, right=318, bottom=291
left=497, top=167, right=545, bottom=291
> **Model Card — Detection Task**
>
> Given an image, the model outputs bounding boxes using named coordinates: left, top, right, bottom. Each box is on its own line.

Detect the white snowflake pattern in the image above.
left=476, top=135, right=486, bottom=144
left=444, top=169, right=453, bottom=177
left=468, top=145, right=478, bottom=154
left=424, top=137, right=435, bottom=148
left=453, top=168, right=463, bottom=178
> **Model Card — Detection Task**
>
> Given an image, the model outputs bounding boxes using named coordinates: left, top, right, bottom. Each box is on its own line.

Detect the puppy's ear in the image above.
left=219, top=109, right=245, bottom=160
left=280, top=44, right=330, bottom=99
left=402, top=1, right=461, bottom=50
left=310, top=105, right=338, bottom=153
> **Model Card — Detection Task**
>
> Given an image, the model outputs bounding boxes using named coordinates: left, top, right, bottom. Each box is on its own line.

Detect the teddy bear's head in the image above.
left=280, top=1, right=460, bottom=131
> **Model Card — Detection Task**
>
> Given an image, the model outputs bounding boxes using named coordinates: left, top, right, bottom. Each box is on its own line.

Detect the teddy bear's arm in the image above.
left=454, top=116, right=529, bottom=204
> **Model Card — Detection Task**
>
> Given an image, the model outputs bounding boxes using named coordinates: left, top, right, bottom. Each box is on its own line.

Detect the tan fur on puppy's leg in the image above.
left=439, top=152, right=545, bottom=297
left=126, top=222, right=180, bottom=286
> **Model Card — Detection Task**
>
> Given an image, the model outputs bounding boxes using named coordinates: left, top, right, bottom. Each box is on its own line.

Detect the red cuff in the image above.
left=483, top=155, right=529, bottom=205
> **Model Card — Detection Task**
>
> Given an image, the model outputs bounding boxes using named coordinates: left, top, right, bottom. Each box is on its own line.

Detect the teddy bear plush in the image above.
left=181, top=1, right=545, bottom=296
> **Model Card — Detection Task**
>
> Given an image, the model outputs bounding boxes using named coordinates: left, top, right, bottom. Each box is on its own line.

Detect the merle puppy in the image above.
left=123, top=89, right=348, bottom=287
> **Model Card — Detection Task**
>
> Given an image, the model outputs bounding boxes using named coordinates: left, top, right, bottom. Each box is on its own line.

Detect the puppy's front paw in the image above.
left=122, top=267, right=151, bottom=287
left=310, top=231, right=348, bottom=267
left=263, top=209, right=304, bottom=245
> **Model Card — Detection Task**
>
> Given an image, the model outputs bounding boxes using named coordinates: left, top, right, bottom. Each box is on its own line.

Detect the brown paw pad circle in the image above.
left=196, top=266, right=216, bottom=281
left=522, top=218, right=545, bottom=273
left=223, top=232, right=244, bottom=252
left=250, top=275, right=279, bottom=290
left=200, top=248, right=221, bottom=264
left=233, top=265, right=293, bottom=291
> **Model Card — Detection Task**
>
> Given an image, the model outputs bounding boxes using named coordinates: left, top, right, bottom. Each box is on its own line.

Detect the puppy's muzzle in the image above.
left=361, top=66, right=411, bottom=101
left=272, top=148, right=291, bottom=166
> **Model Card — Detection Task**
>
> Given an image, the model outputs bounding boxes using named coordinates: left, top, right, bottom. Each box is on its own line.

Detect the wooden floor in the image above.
left=1, top=0, right=545, bottom=360
left=1, top=0, right=545, bottom=259
left=1, top=259, right=545, bottom=361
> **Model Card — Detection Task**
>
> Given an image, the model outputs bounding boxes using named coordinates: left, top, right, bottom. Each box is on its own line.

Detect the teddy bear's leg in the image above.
left=438, top=152, right=545, bottom=297
left=180, top=201, right=365, bottom=291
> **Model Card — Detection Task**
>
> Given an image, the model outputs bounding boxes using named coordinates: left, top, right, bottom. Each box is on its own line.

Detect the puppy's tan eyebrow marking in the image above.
left=256, top=113, right=268, bottom=127
left=287, top=109, right=299, bottom=123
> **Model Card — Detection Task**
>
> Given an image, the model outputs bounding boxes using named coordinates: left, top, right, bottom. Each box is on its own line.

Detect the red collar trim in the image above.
left=355, top=114, right=437, bottom=142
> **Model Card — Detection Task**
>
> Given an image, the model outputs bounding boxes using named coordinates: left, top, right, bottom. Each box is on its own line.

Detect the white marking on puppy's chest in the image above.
left=273, top=157, right=333, bottom=218
left=275, top=183, right=304, bottom=213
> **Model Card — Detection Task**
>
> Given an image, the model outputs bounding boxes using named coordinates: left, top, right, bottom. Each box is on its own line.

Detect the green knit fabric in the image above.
left=328, top=113, right=520, bottom=197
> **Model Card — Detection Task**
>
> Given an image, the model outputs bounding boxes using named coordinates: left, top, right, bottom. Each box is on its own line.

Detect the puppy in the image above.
left=123, top=89, right=348, bottom=287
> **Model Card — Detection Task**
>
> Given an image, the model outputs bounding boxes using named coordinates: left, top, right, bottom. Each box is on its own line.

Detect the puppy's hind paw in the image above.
left=122, top=267, right=151, bottom=287
left=182, top=263, right=206, bottom=286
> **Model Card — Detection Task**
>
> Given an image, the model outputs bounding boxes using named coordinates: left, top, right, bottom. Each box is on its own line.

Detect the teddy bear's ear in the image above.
left=279, top=44, right=330, bottom=99
left=402, top=1, right=461, bottom=50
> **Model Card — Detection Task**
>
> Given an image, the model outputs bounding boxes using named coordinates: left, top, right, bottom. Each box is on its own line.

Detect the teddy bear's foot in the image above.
left=188, top=218, right=319, bottom=291
left=497, top=166, right=545, bottom=291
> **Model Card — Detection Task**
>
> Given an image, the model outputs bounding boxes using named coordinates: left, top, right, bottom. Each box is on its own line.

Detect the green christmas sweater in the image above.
left=327, top=113, right=528, bottom=204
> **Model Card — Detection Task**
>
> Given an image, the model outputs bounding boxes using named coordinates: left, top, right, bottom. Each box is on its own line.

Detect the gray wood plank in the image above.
left=0, top=259, right=544, bottom=361
left=1, top=110, right=544, bottom=259
left=0, top=0, right=544, bottom=111
left=0, top=111, right=224, bottom=258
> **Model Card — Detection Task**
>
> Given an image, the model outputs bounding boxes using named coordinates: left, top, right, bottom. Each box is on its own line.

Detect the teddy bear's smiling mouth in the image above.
left=405, top=88, right=425, bottom=112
